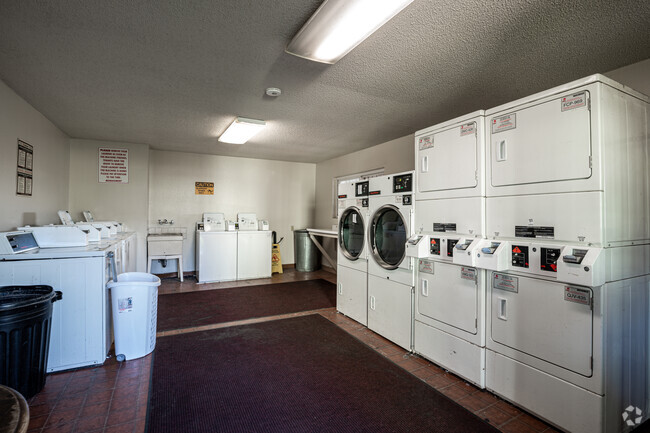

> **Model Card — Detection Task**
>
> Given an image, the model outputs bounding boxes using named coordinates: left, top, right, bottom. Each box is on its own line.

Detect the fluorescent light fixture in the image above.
left=218, top=117, right=266, bottom=144
left=286, top=0, right=413, bottom=64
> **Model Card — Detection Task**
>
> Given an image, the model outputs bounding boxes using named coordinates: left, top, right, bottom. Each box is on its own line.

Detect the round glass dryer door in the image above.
left=339, top=208, right=365, bottom=260
left=370, top=205, right=407, bottom=269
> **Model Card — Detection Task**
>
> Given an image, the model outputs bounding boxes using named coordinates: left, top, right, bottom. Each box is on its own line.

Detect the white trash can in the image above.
left=107, top=272, right=161, bottom=361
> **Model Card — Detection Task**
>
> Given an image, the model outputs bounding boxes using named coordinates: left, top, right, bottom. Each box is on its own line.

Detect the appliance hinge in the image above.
left=589, top=156, right=593, bottom=169
left=475, top=318, right=478, bottom=329
left=475, top=171, right=479, bottom=182
left=590, top=356, right=593, bottom=370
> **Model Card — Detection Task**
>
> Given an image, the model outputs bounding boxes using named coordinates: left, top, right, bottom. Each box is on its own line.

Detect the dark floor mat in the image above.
left=156, top=279, right=336, bottom=331
left=148, top=314, right=498, bottom=433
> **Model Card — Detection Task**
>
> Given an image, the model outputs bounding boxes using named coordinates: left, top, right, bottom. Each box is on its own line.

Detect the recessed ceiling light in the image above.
left=218, top=117, right=266, bottom=144
left=266, top=87, right=282, bottom=97
left=286, top=0, right=413, bottom=64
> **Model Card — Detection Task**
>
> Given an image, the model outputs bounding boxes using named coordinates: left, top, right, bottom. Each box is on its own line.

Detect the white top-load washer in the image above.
left=196, top=213, right=237, bottom=283
left=366, top=171, right=415, bottom=350
left=335, top=178, right=370, bottom=325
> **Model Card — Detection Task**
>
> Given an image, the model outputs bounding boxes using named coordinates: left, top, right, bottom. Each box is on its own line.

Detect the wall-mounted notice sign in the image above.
left=16, top=140, right=34, bottom=196
left=99, top=148, right=128, bottom=183
left=195, top=182, right=214, bottom=195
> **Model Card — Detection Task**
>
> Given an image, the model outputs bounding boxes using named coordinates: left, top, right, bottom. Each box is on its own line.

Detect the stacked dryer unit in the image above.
left=408, top=111, right=488, bottom=387
left=336, top=179, right=370, bottom=325
left=471, top=75, right=650, bottom=433
left=367, top=172, right=415, bottom=350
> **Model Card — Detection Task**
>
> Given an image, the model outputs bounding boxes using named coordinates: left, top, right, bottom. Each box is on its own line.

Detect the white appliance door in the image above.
left=417, top=262, right=478, bottom=334
left=237, top=231, right=272, bottom=280
left=198, top=232, right=237, bottom=282
left=338, top=207, right=365, bottom=261
left=490, top=91, right=592, bottom=187
left=370, top=205, right=408, bottom=270
left=368, top=275, right=412, bottom=350
left=336, top=266, right=367, bottom=326
left=0, top=257, right=107, bottom=372
left=490, top=273, right=593, bottom=376
left=418, top=122, right=478, bottom=193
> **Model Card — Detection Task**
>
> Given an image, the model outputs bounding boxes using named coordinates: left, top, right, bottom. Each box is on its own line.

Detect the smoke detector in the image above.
left=265, top=87, right=282, bottom=97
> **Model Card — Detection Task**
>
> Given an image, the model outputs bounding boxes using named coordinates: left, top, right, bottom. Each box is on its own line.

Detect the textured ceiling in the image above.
left=0, top=0, right=649, bottom=163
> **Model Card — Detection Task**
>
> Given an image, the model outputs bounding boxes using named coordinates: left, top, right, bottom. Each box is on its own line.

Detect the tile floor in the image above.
left=26, top=268, right=561, bottom=433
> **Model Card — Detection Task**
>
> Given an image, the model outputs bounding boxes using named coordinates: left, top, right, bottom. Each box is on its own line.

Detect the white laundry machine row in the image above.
left=336, top=179, right=370, bottom=326
left=0, top=231, right=137, bottom=372
left=366, top=172, right=415, bottom=351
left=409, top=111, right=488, bottom=388
left=470, top=75, right=650, bottom=433
left=196, top=216, right=271, bottom=283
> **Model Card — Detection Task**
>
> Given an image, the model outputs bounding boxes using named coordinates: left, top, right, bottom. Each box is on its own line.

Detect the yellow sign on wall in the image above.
left=195, top=182, right=214, bottom=195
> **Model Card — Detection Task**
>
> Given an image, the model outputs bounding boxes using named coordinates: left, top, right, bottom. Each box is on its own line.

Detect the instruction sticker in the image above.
left=492, top=273, right=518, bottom=292
left=418, top=135, right=434, bottom=150
left=419, top=259, right=434, bottom=274
left=561, top=92, right=587, bottom=112
left=460, top=267, right=476, bottom=281
left=118, top=297, right=133, bottom=313
left=460, top=122, right=476, bottom=137
left=564, top=286, right=591, bottom=305
left=491, top=114, right=516, bottom=134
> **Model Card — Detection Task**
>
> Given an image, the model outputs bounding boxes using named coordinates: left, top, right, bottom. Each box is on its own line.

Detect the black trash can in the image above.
left=0, top=286, right=62, bottom=399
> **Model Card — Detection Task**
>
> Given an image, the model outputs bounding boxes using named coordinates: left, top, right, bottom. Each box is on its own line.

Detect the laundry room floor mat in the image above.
left=156, top=279, right=336, bottom=332
left=147, top=314, right=498, bottom=433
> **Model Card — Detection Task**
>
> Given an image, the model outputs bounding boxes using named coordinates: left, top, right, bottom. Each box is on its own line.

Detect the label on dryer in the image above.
left=460, top=267, right=476, bottom=281
left=418, top=135, right=434, bottom=150
left=492, top=273, right=518, bottom=293
left=564, top=286, right=591, bottom=306
left=561, top=92, right=588, bottom=112
left=491, top=113, right=516, bottom=134
left=460, top=122, right=476, bottom=136
left=419, top=259, right=434, bottom=274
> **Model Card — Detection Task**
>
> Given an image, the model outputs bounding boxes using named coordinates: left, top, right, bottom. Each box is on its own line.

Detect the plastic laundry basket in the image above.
left=107, top=273, right=161, bottom=361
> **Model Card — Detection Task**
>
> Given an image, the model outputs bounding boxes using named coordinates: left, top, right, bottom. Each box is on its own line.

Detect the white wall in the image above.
left=314, top=134, right=415, bottom=266
left=148, top=150, right=316, bottom=273
left=0, top=79, right=70, bottom=231
left=605, top=58, right=650, bottom=97
left=68, top=140, right=150, bottom=271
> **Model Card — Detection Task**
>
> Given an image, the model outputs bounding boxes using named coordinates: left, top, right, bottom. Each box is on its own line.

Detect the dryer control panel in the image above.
left=393, top=173, right=413, bottom=193
left=472, top=240, right=605, bottom=286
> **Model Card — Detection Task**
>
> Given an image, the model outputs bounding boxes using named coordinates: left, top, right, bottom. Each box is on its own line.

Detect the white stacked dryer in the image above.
left=472, top=75, right=650, bottom=433
left=408, top=111, right=488, bottom=387
left=367, top=172, right=414, bottom=350
left=336, top=179, right=370, bottom=325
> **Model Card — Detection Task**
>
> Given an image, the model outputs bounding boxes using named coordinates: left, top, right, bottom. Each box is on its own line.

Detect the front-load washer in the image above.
left=367, top=172, right=415, bottom=350
left=336, top=178, right=369, bottom=325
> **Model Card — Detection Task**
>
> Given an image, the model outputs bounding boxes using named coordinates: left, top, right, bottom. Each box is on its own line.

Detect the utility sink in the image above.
left=147, top=233, right=183, bottom=256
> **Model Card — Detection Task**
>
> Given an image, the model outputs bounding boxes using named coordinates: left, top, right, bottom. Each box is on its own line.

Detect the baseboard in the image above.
left=152, top=263, right=334, bottom=279
left=153, top=271, right=195, bottom=279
